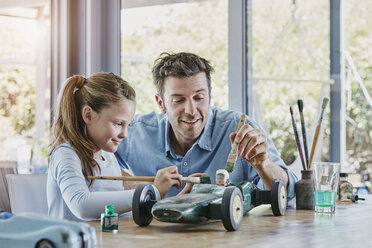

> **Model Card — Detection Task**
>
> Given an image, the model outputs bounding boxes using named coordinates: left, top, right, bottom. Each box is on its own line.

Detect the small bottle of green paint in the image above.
left=101, top=205, right=118, bottom=232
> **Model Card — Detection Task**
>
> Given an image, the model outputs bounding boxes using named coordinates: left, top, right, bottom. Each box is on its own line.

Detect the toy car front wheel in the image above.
left=36, top=239, right=55, bottom=248
left=132, top=183, right=159, bottom=226
left=221, top=186, right=243, bottom=231
left=270, top=179, right=287, bottom=216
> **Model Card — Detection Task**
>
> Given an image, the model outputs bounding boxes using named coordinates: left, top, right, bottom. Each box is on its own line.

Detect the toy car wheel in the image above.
left=36, top=239, right=55, bottom=248
left=132, top=183, right=159, bottom=226
left=270, top=179, right=287, bottom=216
left=221, top=186, right=243, bottom=231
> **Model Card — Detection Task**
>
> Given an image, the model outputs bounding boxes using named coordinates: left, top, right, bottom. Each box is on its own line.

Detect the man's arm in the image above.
left=230, top=124, right=289, bottom=190
left=252, top=159, right=288, bottom=190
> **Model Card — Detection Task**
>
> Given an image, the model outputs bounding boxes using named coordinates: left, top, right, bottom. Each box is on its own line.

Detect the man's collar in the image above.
left=164, top=119, right=174, bottom=156
left=196, top=107, right=213, bottom=152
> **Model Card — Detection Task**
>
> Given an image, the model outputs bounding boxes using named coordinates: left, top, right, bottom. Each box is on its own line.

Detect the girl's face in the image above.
left=83, top=99, right=136, bottom=158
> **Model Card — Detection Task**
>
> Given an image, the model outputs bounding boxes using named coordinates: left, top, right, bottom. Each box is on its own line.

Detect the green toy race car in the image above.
left=132, top=178, right=287, bottom=231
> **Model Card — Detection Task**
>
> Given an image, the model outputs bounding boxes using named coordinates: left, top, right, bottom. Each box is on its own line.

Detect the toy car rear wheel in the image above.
left=132, top=183, right=159, bottom=226
left=221, top=186, right=243, bottom=231
left=270, top=179, right=287, bottom=216
left=36, top=239, right=55, bottom=248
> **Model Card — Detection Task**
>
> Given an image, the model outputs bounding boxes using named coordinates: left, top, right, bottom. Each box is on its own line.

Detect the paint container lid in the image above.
left=340, top=172, right=348, bottom=178
left=105, top=205, right=115, bottom=214
left=351, top=194, right=365, bottom=202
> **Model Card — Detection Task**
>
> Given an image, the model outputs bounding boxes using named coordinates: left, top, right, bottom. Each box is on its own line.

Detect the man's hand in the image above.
left=153, top=165, right=182, bottom=199
left=230, top=124, right=269, bottom=169
left=177, top=173, right=207, bottom=195
left=230, top=124, right=288, bottom=189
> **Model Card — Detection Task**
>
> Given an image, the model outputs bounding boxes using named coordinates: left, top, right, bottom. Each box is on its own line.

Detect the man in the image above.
left=115, top=52, right=297, bottom=198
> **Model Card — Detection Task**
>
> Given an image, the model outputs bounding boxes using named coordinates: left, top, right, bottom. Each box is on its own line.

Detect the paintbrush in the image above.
left=290, top=106, right=306, bottom=171
left=297, top=99, right=309, bottom=168
left=225, top=114, right=246, bottom=172
left=87, top=175, right=211, bottom=184
left=308, top=97, right=329, bottom=170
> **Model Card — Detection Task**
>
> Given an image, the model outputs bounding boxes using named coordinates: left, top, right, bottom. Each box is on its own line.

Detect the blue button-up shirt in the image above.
left=115, top=107, right=297, bottom=199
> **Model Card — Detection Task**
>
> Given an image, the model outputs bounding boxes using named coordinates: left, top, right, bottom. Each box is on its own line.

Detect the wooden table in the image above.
left=90, top=196, right=372, bottom=248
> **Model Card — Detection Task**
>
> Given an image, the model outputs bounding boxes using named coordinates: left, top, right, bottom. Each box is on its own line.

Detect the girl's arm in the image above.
left=49, top=145, right=133, bottom=221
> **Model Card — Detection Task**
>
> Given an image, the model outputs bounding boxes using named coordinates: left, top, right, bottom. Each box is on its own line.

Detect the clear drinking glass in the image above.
left=312, top=162, right=340, bottom=213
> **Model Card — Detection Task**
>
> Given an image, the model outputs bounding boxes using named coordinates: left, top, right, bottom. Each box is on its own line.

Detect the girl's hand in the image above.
left=177, top=173, right=207, bottom=195
left=120, top=169, right=141, bottom=190
left=153, top=165, right=182, bottom=199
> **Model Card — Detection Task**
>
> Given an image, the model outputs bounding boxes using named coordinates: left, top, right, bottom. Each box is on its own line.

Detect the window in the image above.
left=251, top=0, right=330, bottom=166
left=121, top=0, right=228, bottom=114
left=0, top=4, right=50, bottom=173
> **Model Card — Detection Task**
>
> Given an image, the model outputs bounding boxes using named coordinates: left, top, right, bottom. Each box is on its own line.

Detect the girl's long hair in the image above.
left=49, top=72, right=136, bottom=187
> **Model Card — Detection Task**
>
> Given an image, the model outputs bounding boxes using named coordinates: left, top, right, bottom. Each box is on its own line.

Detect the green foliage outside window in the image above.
left=0, top=68, right=35, bottom=135
left=0, top=0, right=371, bottom=179
left=121, top=0, right=372, bottom=179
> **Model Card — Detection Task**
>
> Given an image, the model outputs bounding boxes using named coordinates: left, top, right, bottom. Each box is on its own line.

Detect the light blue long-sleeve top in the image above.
left=47, top=143, right=134, bottom=221
left=115, top=107, right=297, bottom=199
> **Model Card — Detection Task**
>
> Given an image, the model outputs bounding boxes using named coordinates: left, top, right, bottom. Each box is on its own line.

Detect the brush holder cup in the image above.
left=295, top=170, right=315, bottom=210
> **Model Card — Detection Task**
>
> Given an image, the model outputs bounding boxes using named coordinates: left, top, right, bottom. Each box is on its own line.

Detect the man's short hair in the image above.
left=152, top=52, right=214, bottom=99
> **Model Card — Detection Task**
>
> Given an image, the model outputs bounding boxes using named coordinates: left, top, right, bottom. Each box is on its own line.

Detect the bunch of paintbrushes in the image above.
left=289, top=97, right=329, bottom=171
left=289, top=105, right=306, bottom=171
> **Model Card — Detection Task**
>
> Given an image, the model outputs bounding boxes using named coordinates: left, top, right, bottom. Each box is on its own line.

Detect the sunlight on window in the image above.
left=121, top=0, right=228, bottom=114
left=0, top=5, right=50, bottom=173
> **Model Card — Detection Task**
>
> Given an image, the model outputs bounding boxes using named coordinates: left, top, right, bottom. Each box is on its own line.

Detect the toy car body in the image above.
left=132, top=179, right=287, bottom=231
left=0, top=213, right=97, bottom=248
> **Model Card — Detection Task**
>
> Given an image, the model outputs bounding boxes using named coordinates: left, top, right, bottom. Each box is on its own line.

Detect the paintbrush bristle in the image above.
left=224, top=114, right=245, bottom=173
left=322, top=97, right=329, bottom=108
left=297, top=99, right=303, bottom=112
left=199, top=176, right=211, bottom=184
left=182, top=176, right=211, bottom=184
left=225, top=162, right=235, bottom=173
left=225, top=150, right=238, bottom=172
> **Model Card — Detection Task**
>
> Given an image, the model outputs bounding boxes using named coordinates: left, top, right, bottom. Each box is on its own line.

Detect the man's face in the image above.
left=156, top=72, right=211, bottom=147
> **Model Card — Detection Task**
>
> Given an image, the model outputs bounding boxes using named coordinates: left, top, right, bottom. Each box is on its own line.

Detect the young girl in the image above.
left=47, top=72, right=182, bottom=221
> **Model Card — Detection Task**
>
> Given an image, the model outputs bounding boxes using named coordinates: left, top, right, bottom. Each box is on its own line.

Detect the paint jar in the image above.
left=295, top=170, right=315, bottom=210
left=101, top=205, right=118, bottom=232
left=338, top=173, right=353, bottom=202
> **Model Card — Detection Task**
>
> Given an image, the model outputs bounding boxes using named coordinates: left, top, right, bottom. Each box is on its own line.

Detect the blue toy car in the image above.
left=0, top=213, right=97, bottom=248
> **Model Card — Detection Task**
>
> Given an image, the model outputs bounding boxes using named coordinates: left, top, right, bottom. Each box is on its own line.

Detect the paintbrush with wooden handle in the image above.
left=87, top=175, right=211, bottom=184
left=308, top=97, right=329, bottom=170
left=225, top=114, right=246, bottom=172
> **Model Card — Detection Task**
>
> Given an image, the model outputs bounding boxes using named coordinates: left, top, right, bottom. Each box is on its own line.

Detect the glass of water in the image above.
left=312, top=162, right=340, bottom=213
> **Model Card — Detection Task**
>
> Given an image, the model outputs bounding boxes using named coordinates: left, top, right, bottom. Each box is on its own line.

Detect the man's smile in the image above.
left=181, top=118, right=200, bottom=127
